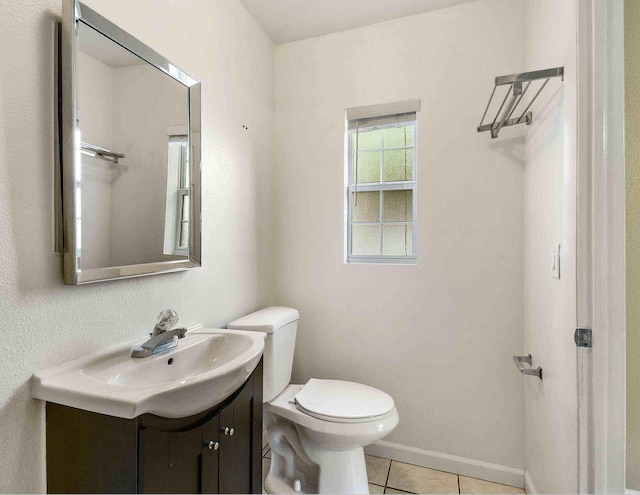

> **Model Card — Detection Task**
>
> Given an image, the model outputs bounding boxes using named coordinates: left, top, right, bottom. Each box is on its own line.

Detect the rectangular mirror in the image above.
left=57, top=0, right=201, bottom=284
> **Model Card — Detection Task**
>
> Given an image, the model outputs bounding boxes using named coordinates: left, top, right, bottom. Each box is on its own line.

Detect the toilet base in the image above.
left=299, top=441, right=369, bottom=494
left=265, top=419, right=370, bottom=494
left=264, top=471, right=318, bottom=494
left=264, top=447, right=369, bottom=495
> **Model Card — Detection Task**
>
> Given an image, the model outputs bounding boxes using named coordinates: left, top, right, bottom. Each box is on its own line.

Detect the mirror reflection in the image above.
left=76, top=22, right=190, bottom=270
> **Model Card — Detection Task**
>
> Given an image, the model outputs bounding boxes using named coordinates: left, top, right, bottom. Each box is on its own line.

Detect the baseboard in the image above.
left=364, top=440, right=525, bottom=489
left=524, top=470, right=537, bottom=494
left=626, top=489, right=640, bottom=494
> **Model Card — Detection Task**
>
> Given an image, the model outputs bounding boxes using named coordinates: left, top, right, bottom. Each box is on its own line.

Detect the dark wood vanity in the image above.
left=45, top=360, right=263, bottom=494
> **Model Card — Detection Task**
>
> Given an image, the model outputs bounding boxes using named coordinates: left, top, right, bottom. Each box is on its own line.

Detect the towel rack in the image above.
left=513, top=354, right=542, bottom=380
left=477, top=66, right=564, bottom=139
left=80, top=142, right=125, bottom=164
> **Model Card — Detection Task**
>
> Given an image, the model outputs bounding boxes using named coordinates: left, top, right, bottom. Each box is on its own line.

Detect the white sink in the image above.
left=31, top=328, right=265, bottom=419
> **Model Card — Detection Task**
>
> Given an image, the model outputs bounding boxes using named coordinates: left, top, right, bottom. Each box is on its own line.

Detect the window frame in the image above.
left=163, top=136, right=190, bottom=256
left=345, top=119, right=418, bottom=264
left=175, top=187, right=190, bottom=252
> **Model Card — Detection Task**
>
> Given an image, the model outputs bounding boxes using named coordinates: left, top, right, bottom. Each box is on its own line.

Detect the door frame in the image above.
left=577, top=0, right=626, bottom=492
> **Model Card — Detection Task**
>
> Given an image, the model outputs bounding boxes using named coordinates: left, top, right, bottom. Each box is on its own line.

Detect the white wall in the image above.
left=523, top=1, right=578, bottom=493
left=109, top=64, right=188, bottom=266
left=77, top=51, right=115, bottom=269
left=274, top=0, right=526, bottom=474
left=0, top=0, right=275, bottom=491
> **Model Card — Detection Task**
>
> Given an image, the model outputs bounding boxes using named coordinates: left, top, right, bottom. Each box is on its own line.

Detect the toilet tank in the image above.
left=228, top=307, right=299, bottom=403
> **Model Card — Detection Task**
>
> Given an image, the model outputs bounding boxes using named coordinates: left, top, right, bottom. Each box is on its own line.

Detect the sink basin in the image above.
left=31, top=328, right=265, bottom=419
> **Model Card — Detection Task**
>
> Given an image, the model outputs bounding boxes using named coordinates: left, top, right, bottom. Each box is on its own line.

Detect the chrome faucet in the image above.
left=131, top=309, right=187, bottom=358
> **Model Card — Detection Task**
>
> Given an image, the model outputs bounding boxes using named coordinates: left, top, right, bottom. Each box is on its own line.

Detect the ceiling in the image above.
left=237, top=0, right=475, bottom=44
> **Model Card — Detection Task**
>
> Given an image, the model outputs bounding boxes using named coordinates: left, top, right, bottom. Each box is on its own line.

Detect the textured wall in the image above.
left=523, top=1, right=578, bottom=493
left=274, top=0, right=526, bottom=471
left=626, top=0, right=640, bottom=490
left=0, top=0, right=275, bottom=491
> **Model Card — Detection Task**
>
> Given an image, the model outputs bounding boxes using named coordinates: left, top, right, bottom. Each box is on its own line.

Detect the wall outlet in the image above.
left=551, top=243, right=561, bottom=279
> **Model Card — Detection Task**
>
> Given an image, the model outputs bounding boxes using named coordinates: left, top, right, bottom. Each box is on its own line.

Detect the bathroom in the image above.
left=0, top=0, right=633, bottom=493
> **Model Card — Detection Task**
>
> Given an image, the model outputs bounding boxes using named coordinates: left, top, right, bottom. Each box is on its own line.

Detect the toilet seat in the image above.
left=268, top=384, right=399, bottom=451
left=294, top=378, right=395, bottom=424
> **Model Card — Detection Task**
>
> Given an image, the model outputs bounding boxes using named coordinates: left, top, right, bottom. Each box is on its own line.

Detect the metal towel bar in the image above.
left=477, top=66, right=564, bottom=139
left=513, top=354, right=542, bottom=380
left=80, top=142, right=125, bottom=164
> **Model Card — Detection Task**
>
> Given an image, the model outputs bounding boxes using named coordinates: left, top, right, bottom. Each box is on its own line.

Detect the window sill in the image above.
left=346, top=256, right=417, bottom=265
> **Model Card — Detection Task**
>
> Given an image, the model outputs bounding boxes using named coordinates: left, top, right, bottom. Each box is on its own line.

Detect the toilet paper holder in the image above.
left=513, top=354, right=543, bottom=380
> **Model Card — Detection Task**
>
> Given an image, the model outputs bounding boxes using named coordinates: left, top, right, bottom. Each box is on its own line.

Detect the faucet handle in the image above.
left=154, top=309, right=178, bottom=334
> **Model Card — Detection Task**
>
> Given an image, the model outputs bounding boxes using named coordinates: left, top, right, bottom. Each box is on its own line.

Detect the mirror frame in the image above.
left=58, top=0, right=202, bottom=284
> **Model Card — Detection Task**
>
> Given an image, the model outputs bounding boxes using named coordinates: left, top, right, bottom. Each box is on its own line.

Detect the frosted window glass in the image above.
left=357, top=129, right=381, bottom=149
left=181, top=194, right=190, bottom=222
left=383, top=126, right=414, bottom=148
left=352, top=224, right=380, bottom=256
left=179, top=221, right=188, bottom=248
left=356, top=151, right=381, bottom=183
left=351, top=191, right=380, bottom=222
left=383, top=190, right=413, bottom=222
left=384, top=149, right=414, bottom=181
left=346, top=112, right=417, bottom=262
left=383, top=224, right=413, bottom=256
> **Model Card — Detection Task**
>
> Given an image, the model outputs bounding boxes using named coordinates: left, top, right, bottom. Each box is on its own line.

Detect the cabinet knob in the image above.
left=207, top=441, right=219, bottom=451
left=223, top=426, right=235, bottom=436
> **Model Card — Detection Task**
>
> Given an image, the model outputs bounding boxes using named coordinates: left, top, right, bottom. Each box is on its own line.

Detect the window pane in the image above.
left=352, top=224, right=380, bottom=256
left=351, top=191, right=380, bottom=222
left=181, top=194, right=190, bottom=222
left=169, top=141, right=189, bottom=188
left=383, top=190, right=413, bottom=222
left=357, top=129, right=381, bottom=149
left=356, top=151, right=381, bottom=183
left=183, top=153, right=189, bottom=188
left=179, top=144, right=188, bottom=188
left=384, top=149, right=414, bottom=181
left=179, top=221, right=189, bottom=248
left=383, top=224, right=413, bottom=256
left=384, top=125, right=414, bottom=148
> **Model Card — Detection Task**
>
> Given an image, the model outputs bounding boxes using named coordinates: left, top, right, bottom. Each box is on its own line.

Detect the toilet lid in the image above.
left=294, top=379, right=395, bottom=423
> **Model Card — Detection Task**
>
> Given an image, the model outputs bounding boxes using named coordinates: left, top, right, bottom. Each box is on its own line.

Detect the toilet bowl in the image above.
left=267, top=382, right=399, bottom=493
left=228, top=307, right=399, bottom=494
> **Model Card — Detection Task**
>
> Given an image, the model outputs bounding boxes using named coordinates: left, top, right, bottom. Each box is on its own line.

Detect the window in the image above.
left=346, top=102, right=419, bottom=263
left=163, top=135, right=189, bottom=256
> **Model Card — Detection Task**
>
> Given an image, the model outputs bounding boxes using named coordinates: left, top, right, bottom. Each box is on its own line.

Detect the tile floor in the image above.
left=261, top=446, right=525, bottom=494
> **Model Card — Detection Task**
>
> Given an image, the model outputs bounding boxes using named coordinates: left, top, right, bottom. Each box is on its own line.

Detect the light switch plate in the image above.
left=551, top=243, right=561, bottom=279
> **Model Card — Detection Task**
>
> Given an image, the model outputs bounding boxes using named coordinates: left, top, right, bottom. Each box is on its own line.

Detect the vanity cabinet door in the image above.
left=219, top=379, right=252, bottom=493
left=218, top=359, right=263, bottom=494
left=139, top=422, right=208, bottom=493
left=201, top=414, right=220, bottom=494
left=138, top=391, right=253, bottom=495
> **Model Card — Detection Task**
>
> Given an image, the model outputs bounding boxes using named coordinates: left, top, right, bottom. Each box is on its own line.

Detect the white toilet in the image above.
left=228, top=307, right=399, bottom=494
